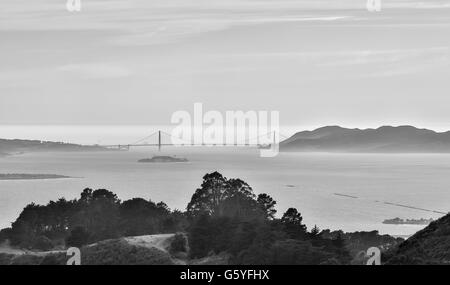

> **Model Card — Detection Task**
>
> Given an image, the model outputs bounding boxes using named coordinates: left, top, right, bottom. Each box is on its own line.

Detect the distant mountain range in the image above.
left=0, top=138, right=106, bottom=156
left=280, top=126, right=450, bottom=153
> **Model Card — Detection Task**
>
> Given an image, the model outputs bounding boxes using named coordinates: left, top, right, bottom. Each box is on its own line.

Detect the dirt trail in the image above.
left=124, top=234, right=187, bottom=265
left=0, top=242, right=26, bottom=255
left=0, top=241, right=65, bottom=256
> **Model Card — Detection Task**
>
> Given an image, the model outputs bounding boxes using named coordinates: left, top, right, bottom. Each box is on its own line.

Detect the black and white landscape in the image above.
left=281, top=126, right=450, bottom=152
left=1, top=0, right=450, bottom=266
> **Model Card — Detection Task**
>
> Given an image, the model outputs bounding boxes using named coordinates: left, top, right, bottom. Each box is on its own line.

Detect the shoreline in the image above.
left=0, top=174, right=74, bottom=181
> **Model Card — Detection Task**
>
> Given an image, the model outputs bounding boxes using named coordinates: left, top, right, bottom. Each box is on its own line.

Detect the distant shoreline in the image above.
left=383, top=217, right=434, bottom=226
left=0, top=174, right=73, bottom=181
left=0, top=137, right=110, bottom=157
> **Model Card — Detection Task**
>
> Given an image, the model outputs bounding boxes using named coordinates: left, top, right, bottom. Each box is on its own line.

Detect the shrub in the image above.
left=0, top=228, right=12, bottom=243
left=66, top=226, right=90, bottom=248
left=32, top=236, right=53, bottom=251
left=10, top=254, right=44, bottom=265
left=81, top=239, right=174, bottom=265
left=40, top=253, right=67, bottom=265
left=0, top=253, right=15, bottom=265
left=170, top=233, right=187, bottom=254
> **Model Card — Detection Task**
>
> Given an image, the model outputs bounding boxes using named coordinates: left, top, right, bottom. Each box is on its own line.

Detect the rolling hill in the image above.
left=280, top=126, right=450, bottom=153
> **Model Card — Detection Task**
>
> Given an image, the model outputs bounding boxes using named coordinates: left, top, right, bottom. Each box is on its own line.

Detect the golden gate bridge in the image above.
left=100, top=130, right=289, bottom=151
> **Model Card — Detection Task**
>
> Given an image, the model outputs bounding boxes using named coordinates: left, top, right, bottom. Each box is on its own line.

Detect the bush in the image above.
left=66, top=226, right=90, bottom=248
left=0, top=253, right=15, bottom=265
left=10, top=254, right=44, bottom=265
left=170, top=233, right=187, bottom=253
left=81, top=239, right=174, bottom=265
left=32, top=236, right=53, bottom=251
left=40, top=253, right=67, bottom=265
left=0, top=228, right=12, bottom=243
left=236, top=239, right=334, bottom=265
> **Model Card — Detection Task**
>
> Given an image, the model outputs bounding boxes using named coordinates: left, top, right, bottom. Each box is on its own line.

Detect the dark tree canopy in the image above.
left=310, top=225, right=321, bottom=238
left=6, top=188, right=186, bottom=248
left=187, top=172, right=256, bottom=217
left=257, top=193, right=277, bottom=220
left=281, top=208, right=307, bottom=239
left=66, top=226, right=90, bottom=247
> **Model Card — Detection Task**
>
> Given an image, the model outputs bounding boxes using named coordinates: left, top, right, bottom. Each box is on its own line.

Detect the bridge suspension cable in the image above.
left=103, top=130, right=289, bottom=150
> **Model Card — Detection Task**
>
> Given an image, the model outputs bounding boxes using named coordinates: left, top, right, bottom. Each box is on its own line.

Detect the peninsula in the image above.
left=0, top=174, right=73, bottom=180
left=0, top=138, right=108, bottom=156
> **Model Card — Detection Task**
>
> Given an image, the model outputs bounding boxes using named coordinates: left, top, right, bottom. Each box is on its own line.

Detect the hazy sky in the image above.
left=1, top=0, right=450, bottom=131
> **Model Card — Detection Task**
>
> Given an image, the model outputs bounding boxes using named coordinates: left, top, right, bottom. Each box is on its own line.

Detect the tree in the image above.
left=257, top=194, right=277, bottom=220
left=79, top=188, right=93, bottom=204
left=332, top=231, right=345, bottom=248
left=281, top=208, right=305, bottom=227
left=188, top=214, right=214, bottom=258
left=73, top=189, right=121, bottom=241
left=187, top=172, right=229, bottom=216
left=227, top=179, right=255, bottom=200
left=92, top=189, right=120, bottom=204
left=310, top=225, right=321, bottom=239
left=45, top=198, right=76, bottom=238
left=66, top=226, right=90, bottom=247
left=4, top=188, right=187, bottom=250
left=221, top=192, right=264, bottom=220
left=119, top=198, right=160, bottom=236
left=9, top=203, right=46, bottom=247
left=0, top=228, right=12, bottom=243
left=330, top=230, right=351, bottom=263
left=236, top=239, right=334, bottom=265
left=281, top=208, right=307, bottom=239
left=32, top=235, right=54, bottom=251
left=187, top=172, right=256, bottom=217
left=156, top=201, right=171, bottom=214
left=170, top=233, right=187, bottom=253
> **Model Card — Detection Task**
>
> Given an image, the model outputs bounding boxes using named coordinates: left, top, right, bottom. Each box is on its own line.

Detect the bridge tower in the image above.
left=158, top=130, right=161, bottom=152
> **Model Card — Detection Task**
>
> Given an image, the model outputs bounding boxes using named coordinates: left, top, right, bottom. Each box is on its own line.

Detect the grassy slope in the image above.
left=387, top=213, right=450, bottom=264
left=0, top=236, right=175, bottom=265
left=0, top=233, right=229, bottom=265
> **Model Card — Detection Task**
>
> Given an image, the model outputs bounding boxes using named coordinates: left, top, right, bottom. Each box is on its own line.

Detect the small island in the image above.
left=0, top=174, right=72, bottom=180
left=383, top=217, right=434, bottom=225
left=138, top=156, right=188, bottom=163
